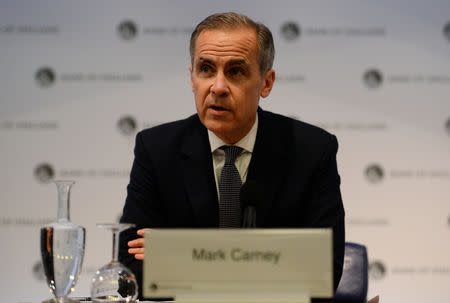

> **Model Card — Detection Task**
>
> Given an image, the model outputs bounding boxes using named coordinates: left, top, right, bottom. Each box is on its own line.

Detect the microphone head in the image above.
left=240, top=180, right=260, bottom=208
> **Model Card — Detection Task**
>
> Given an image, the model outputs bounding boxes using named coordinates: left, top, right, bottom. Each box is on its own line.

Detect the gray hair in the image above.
left=190, top=12, right=275, bottom=75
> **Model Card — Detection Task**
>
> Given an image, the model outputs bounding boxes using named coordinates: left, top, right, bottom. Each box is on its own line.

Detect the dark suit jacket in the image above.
left=119, top=108, right=345, bottom=298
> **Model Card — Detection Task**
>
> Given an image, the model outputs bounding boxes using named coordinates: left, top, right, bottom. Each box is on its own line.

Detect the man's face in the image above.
left=189, top=27, right=275, bottom=144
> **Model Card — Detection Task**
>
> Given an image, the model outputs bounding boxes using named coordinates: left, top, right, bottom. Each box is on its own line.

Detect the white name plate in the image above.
left=143, top=229, right=332, bottom=302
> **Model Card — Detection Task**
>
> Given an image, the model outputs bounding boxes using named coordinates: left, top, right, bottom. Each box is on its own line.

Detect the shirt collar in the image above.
left=208, top=114, right=258, bottom=153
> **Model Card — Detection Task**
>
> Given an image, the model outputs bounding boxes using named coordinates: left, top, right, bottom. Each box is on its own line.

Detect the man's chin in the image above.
left=202, top=121, right=237, bottom=142
left=204, top=123, right=230, bottom=135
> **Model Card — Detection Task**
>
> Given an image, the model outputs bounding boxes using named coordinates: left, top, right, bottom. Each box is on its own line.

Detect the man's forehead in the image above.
left=193, top=28, right=258, bottom=60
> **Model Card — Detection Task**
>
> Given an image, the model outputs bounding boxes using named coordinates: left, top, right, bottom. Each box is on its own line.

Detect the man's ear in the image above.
left=260, top=69, right=275, bottom=98
left=189, top=65, right=194, bottom=92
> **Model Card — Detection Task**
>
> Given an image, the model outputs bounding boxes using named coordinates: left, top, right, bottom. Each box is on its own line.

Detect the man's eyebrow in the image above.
left=198, top=57, right=215, bottom=66
left=226, top=59, right=248, bottom=67
left=197, top=58, right=248, bottom=67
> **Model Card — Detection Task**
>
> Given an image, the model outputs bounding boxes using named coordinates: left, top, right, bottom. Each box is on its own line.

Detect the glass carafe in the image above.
left=40, top=180, right=86, bottom=303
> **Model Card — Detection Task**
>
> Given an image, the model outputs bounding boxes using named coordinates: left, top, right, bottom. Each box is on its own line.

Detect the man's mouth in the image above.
left=210, top=105, right=229, bottom=111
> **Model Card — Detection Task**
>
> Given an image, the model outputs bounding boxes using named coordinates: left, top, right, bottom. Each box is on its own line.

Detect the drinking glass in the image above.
left=91, top=223, right=138, bottom=302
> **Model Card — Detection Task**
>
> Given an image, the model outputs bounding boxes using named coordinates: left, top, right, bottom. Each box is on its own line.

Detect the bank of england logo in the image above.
left=118, top=20, right=138, bottom=40
left=443, top=22, right=450, bottom=42
left=281, top=21, right=300, bottom=41
left=365, top=164, right=384, bottom=184
left=34, top=163, right=55, bottom=184
left=35, top=67, right=55, bottom=87
left=32, top=260, right=45, bottom=281
left=363, top=69, right=383, bottom=89
left=117, top=115, right=137, bottom=136
left=369, top=261, right=387, bottom=280
left=445, top=118, right=450, bottom=136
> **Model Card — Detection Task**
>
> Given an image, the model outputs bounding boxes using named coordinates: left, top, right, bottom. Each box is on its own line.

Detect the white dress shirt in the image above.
left=207, top=115, right=258, bottom=200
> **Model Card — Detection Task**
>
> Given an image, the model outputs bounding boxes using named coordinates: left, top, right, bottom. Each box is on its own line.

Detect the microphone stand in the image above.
left=242, top=206, right=256, bottom=228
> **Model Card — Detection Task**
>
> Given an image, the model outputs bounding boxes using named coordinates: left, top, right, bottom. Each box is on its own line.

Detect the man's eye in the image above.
left=200, top=65, right=212, bottom=73
left=229, top=67, right=244, bottom=76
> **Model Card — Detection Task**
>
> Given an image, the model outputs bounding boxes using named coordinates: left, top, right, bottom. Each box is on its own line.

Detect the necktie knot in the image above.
left=220, top=145, right=243, bottom=164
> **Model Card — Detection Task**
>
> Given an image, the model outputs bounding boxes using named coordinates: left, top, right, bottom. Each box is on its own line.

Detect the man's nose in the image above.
left=210, top=72, right=229, bottom=97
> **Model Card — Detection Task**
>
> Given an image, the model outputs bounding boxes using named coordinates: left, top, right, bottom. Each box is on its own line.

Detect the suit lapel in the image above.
left=247, top=109, right=290, bottom=226
left=179, top=116, right=219, bottom=227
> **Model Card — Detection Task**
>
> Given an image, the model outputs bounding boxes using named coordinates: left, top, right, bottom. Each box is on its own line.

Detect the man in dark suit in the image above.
left=119, top=12, right=345, bottom=297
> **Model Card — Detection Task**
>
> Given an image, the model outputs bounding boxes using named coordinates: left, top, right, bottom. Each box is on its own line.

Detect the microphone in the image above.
left=240, top=180, right=260, bottom=228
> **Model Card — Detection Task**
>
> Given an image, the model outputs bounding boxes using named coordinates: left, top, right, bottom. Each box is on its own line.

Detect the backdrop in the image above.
left=1, top=0, right=449, bottom=302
